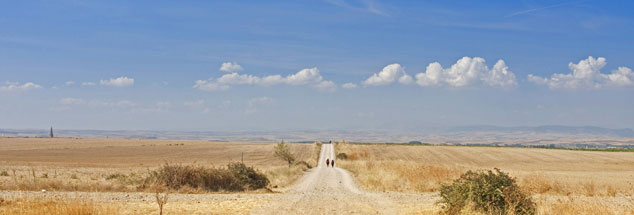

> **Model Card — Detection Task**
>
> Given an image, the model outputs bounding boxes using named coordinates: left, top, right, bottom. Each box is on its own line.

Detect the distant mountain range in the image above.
left=445, top=125, right=634, bottom=138
left=1, top=125, right=633, bottom=142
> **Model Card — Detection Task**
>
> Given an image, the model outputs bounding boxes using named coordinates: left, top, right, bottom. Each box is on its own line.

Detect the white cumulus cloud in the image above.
left=194, top=65, right=336, bottom=92
left=363, top=64, right=413, bottom=86
left=415, top=57, right=517, bottom=88
left=193, top=80, right=230, bottom=92
left=342, top=83, right=358, bottom=89
left=217, top=73, right=261, bottom=85
left=528, top=56, right=634, bottom=90
left=314, top=80, right=337, bottom=92
left=219, top=62, right=244, bottom=73
left=0, top=81, right=42, bottom=92
left=285, top=68, right=323, bottom=85
left=100, top=76, right=134, bottom=87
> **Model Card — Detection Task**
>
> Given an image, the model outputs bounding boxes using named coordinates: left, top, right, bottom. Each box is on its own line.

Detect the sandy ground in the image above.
left=0, top=143, right=439, bottom=214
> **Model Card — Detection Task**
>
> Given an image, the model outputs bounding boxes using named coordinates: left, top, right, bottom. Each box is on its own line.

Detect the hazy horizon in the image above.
left=2, top=1, right=634, bottom=131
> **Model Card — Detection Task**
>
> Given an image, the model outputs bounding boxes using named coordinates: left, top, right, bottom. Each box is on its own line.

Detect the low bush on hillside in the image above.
left=336, top=153, right=348, bottom=160
left=438, top=168, right=535, bottom=215
left=141, top=162, right=269, bottom=192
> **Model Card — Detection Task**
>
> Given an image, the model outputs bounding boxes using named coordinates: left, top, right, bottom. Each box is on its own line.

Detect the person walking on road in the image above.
left=326, top=158, right=330, bottom=167
left=331, top=159, right=335, bottom=168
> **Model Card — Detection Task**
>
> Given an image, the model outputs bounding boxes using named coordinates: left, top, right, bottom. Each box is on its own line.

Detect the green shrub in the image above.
left=336, top=153, right=348, bottom=160
left=437, top=168, right=535, bottom=215
left=0, top=170, right=9, bottom=176
left=146, top=162, right=269, bottom=192
left=228, top=162, right=270, bottom=190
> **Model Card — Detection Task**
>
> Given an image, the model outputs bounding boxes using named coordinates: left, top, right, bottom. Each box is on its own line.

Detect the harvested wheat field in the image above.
left=0, top=137, right=314, bottom=168
left=335, top=142, right=634, bottom=214
left=2, top=138, right=634, bottom=214
left=0, top=138, right=317, bottom=193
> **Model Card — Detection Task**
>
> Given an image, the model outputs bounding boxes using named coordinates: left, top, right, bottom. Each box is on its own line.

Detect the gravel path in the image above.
left=251, top=143, right=400, bottom=214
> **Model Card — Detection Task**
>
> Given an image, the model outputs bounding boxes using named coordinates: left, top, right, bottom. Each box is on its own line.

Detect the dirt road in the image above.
left=251, top=143, right=401, bottom=214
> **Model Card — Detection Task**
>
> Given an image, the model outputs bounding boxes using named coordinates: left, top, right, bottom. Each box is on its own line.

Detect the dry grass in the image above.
left=265, top=165, right=310, bottom=189
left=335, top=142, right=634, bottom=196
left=0, top=191, right=272, bottom=215
left=0, top=195, right=119, bottom=215
left=265, top=142, right=320, bottom=189
left=536, top=195, right=634, bottom=215
left=0, top=137, right=313, bottom=168
left=0, top=138, right=318, bottom=214
left=335, top=142, right=634, bottom=214
left=336, top=142, right=463, bottom=193
left=0, top=138, right=315, bottom=192
left=339, top=160, right=462, bottom=192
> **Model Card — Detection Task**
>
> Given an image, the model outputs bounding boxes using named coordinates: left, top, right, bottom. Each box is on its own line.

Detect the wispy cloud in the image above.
left=342, top=83, right=358, bottom=89
left=0, top=81, right=42, bottom=93
left=325, top=0, right=389, bottom=16
left=81, top=82, right=96, bottom=87
left=505, top=1, right=583, bottom=18
left=245, top=97, right=274, bottom=115
left=56, top=98, right=170, bottom=113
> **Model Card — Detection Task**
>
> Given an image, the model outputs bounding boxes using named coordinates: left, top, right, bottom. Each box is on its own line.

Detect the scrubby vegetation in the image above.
left=0, top=196, right=119, bottom=215
left=274, top=140, right=296, bottom=167
left=265, top=141, right=321, bottom=188
left=336, top=153, right=348, bottom=160
left=438, top=168, right=536, bottom=215
left=141, top=162, right=269, bottom=192
left=336, top=141, right=462, bottom=192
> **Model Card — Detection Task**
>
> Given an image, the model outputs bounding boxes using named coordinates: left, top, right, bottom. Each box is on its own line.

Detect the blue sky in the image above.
left=1, top=0, right=633, bottom=131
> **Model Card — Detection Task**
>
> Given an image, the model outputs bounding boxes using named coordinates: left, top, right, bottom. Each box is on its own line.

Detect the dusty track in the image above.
left=252, top=143, right=399, bottom=214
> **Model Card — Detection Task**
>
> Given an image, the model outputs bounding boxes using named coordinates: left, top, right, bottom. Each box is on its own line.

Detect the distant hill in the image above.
left=448, top=125, right=634, bottom=138
left=1, top=125, right=633, bottom=142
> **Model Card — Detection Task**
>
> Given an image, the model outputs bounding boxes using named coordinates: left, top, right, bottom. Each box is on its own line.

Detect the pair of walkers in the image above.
left=325, top=158, right=335, bottom=167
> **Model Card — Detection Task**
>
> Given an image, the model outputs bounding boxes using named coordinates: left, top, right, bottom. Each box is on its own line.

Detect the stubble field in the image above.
left=335, top=142, right=634, bottom=214
left=2, top=138, right=634, bottom=214
left=0, top=137, right=316, bottom=214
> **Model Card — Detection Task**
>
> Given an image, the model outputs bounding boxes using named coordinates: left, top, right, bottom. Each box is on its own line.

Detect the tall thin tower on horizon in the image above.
left=49, top=126, right=54, bottom=138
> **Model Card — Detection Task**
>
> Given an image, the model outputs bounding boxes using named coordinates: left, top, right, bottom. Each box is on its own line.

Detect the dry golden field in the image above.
left=0, top=137, right=314, bottom=168
left=335, top=142, right=634, bottom=214
left=0, top=137, right=320, bottom=214
left=2, top=137, right=634, bottom=214
left=0, top=138, right=316, bottom=192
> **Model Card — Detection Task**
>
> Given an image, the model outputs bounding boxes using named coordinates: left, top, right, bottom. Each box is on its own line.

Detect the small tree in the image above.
left=274, top=140, right=296, bottom=167
left=155, top=188, right=169, bottom=215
